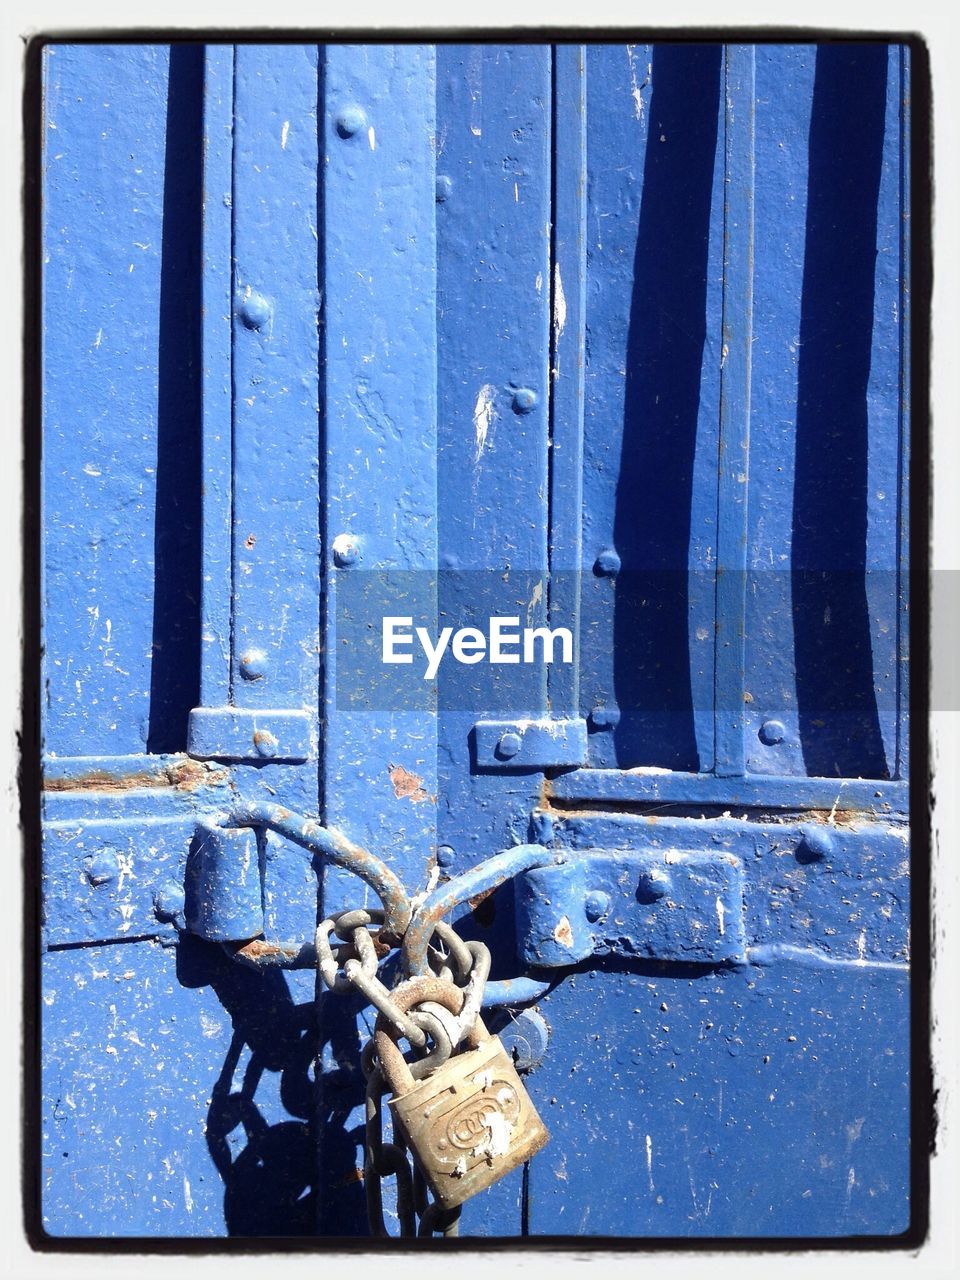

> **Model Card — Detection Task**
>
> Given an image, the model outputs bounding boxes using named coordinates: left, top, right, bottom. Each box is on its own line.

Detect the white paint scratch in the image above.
left=627, top=46, right=650, bottom=120
left=473, top=384, right=497, bottom=461
left=183, top=1175, right=194, bottom=1213
left=716, top=896, right=726, bottom=936
left=368, top=125, right=376, bottom=151
left=280, top=120, right=290, bottom=150
left=553, top=262, right=567, bottom=343
left=645, top=1133, right=655, bottom=1192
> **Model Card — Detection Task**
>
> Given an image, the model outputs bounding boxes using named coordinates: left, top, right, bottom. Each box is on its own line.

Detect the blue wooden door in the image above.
left=38, top=40, right=912, bottom=1240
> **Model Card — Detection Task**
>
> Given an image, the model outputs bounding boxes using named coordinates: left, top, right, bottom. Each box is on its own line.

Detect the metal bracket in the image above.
left=187, top=707, right=314, bottom=763
left=514, top=848, right=746, bottom=967
left=473, top=718, right=588, bottom=771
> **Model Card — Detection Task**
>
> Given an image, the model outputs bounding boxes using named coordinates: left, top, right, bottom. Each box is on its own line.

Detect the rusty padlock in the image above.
left=374, top=976, right=549, bottom=1210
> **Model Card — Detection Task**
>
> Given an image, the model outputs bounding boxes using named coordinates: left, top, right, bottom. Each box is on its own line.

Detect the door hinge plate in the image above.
left=515, top=848, right=746, bottom=967
left=473, top=718, right=588, bottom=771
left=187, top=707, right=314, bottom=763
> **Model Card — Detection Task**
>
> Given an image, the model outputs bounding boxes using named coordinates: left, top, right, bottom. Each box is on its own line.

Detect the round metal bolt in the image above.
left=589, top=705, right=621, bottom=730
left=496, top=1010, right=550, bottom=1072
left=436, top=845, right=456, bottom=869
left=335, top=105, right=367, bottom=138
left=238, top=289, right=272, bottom=331
left=796, top=824, right=835, bottom=864
left=594, top=548, right=621, bottom=577
left=636, top=868, right=672, bottom=904
left=153, top=880, right=185, bottom=924
left=84, top=850, right=119, bottom=887
left=331, top=533, right=361, bottom=567
left=436, top=174, right=454, bottom=203
left=759, top=719, right=786, bottom=745
left=253, top=729, right=279, bottom=759
left=584, top=890, right=610, bottom=923
left=496, top=731, right=523, bottom=760
left=512, top=387, right=538, bottom=414
left=238, top=649, right=268, bottom=681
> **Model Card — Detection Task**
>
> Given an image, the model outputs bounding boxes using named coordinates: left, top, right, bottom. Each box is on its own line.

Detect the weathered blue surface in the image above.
left=40, top=40, right=912, bottom=1241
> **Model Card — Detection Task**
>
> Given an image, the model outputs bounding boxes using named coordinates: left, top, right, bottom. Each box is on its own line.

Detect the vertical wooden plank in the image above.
left=548, top=44, right=586, bottom=721
left=318, top=44, right=438, bottom=1234
left=229, top=46, right=321, bottom=722
left=197, top=45, right=234, bottom=709
left=714, top=44, right=755, bottom=778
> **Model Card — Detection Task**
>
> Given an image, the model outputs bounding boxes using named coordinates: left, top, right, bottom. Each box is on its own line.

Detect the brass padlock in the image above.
left=374, top=977, right=549, bottom=1210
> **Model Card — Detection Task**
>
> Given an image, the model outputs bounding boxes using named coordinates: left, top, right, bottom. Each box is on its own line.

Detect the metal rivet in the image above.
left=636, top=869, right=671, bottom=903
left=594, top=548, right=621, bottom=577
left=153, top=880, right=185, bottom=923
left=436, top=845, right=456, bottom=868
left=512, top=387, right=538, bottom=414
left=238, top=289, right=271, bottom=331
left=584, top=890, right=610, bottom=923
left=796, top=824, right=834, bottom=864
left=238, top=649, right=268, bottom=681
left=84, top=850, right=119, bottom=887
left=253, top=729, right=278, bottom=759
left=436, top=174, right=453, bottom=203
left=336, top=105, right=367, bottom=138
left=496, top=731, right=523, bottom=759
left=589, top=705, right=621, bottom=730
left=759, top=719, right=785, bottom=745
left=332, top=533, right=361, bottom=567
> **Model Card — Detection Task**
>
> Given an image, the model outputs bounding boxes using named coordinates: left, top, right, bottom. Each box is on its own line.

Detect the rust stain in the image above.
left=553, top=916, right=574, bottom=948
left=235, top=938, right=297, bottom=961
left=43, top=759, right=228, bottom=793
left=388, top=763, right=428, bottom=803
left=244, top=533, right=257, bottom=549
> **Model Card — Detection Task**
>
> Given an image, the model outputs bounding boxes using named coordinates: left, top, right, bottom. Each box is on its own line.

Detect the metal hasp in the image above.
left=473, top=718, right=588, bottom=771
left=514, top=849, right=747, bottom=967
left=183, top=818, right=266, bottom=942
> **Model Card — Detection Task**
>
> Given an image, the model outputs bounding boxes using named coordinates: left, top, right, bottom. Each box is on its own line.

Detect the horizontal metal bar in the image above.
left=187, top=706, right=314, bottom=762
left=473, top=718, right=588, bottom=771
left=515, top=848, right=747, bottom=968
left=547, top=768, right=908, bottom=813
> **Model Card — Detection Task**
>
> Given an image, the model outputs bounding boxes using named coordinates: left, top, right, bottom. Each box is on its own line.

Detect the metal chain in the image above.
left=321, top=931, right=488, bottom=1237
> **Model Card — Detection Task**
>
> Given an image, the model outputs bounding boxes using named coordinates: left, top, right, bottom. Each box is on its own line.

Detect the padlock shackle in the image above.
left=374, top=977, right=488, bottom=1098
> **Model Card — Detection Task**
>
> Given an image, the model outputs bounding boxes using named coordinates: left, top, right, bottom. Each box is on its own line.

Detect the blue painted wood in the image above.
left=197, top=45, right=234, bottom=709
left=434, top=42, right=554, bottom=1237
left=742, top=44, right=814, bottom=778
left=525, top=960, right=909, bottom=1236
left=578, top=43, right=724, bottom=774
left=547, top=45, right=586, bottom=721
left=714, top=46, right=755, bottom=778
left=317, top=44, right=440, bottom=1237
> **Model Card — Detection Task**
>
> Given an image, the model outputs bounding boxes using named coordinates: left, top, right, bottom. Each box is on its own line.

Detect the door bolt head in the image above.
left=496, top=730, right=523, bottom=759
left=238, top=649, right=268, bottom=681
left=594, top=548, right=621, bottom=577
left=796, top=824, right=835, bottom=864
left=436, top=174, right=454, bottom=203
left=153, top=880, right=185, bottom=924
left=253, top=729, right=279, bottom=758
left=759, top=719, right=785, bottom=745
left=512, top=387, right=538, bottom=414
left=436, top=845, right=456, bottom=868
left=332, top=534, right=361, bottom=567
left=84, top=850, right=119, bottom=887
left=584, top=890, right=610, bottom=923
left=237, top=289, right=272, bottom=331
left=335, top=105, right=367, bottom=138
